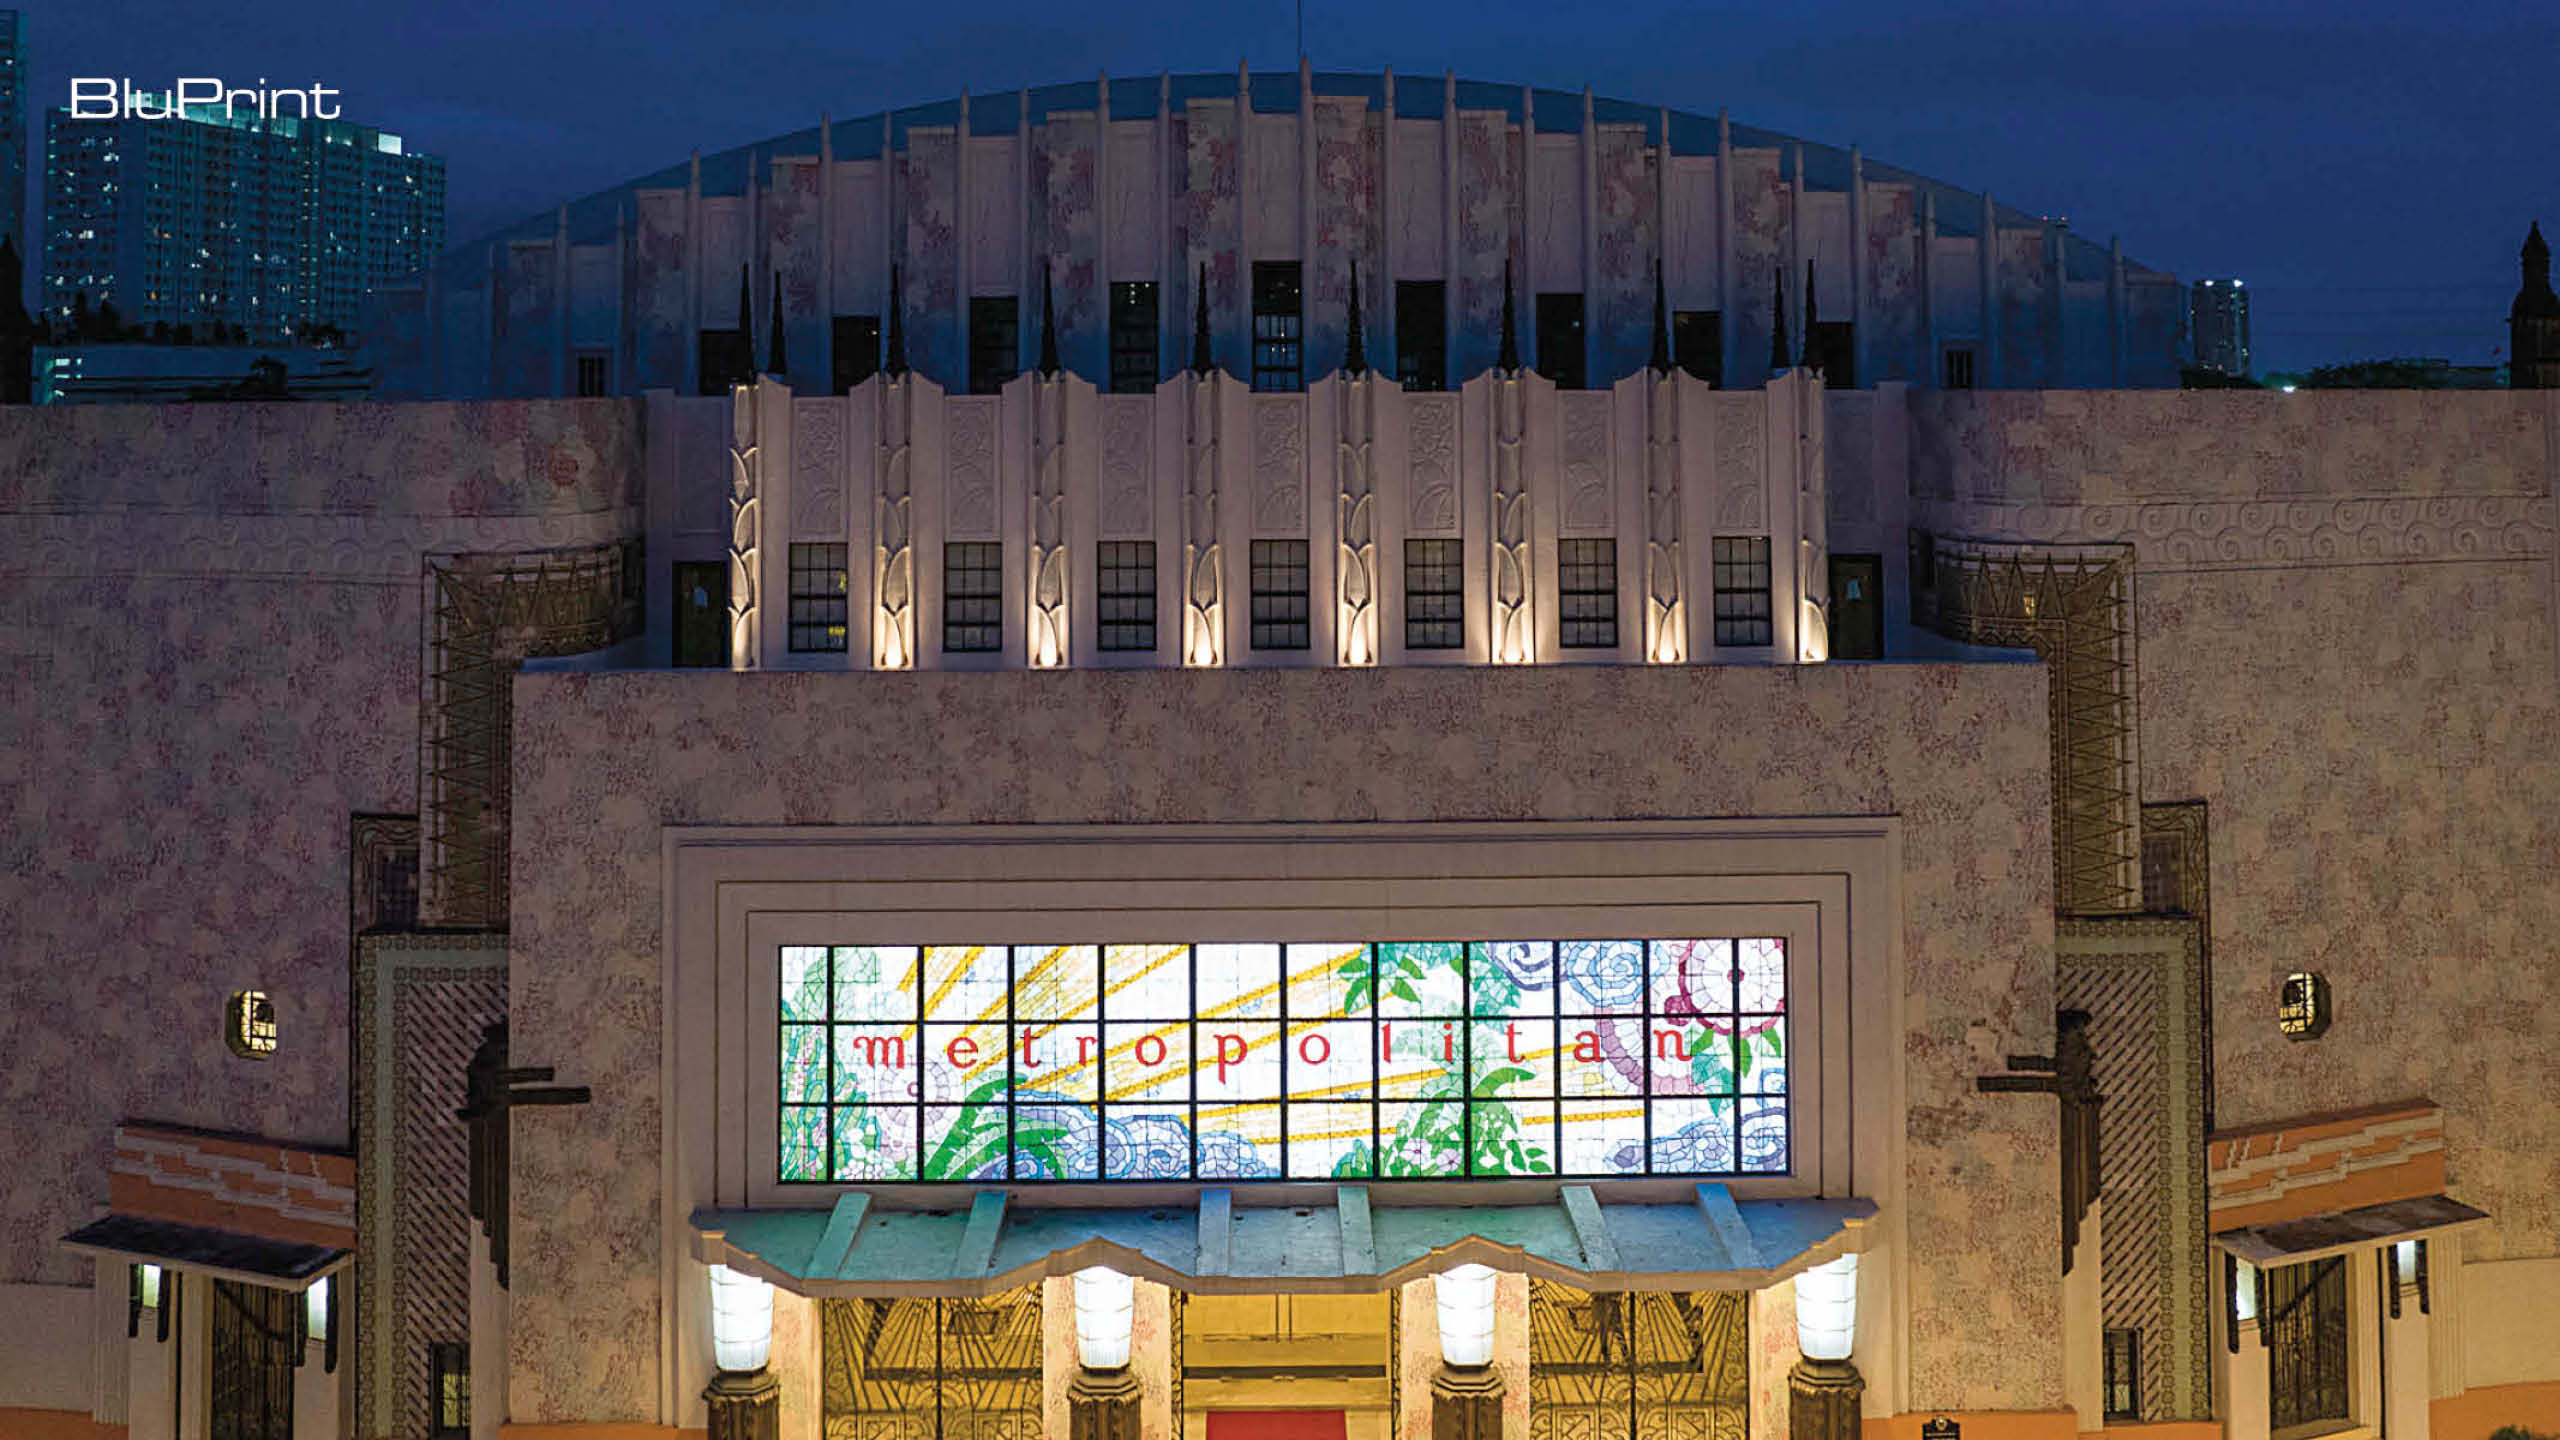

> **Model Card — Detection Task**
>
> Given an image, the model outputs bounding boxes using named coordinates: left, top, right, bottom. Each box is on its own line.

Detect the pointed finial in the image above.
left=1770, top=264, right=1788, bottom=374
left=1649, top=257, right=1671, bottom=374
left=738, top=265, right=755, bottom=379
left=768, top=268, right=787, bottom=375
left=1802, top=259, right=1819, bottom=373
left=1191, top=262, right=1214, bottom=376
left=1498, top=257, right=1520, bottom=372
left=885, top=264, right=908, bottom=377
left=1343, top=259, right=1368, bottom=376
left=2528, top=221, right=2551, bottom=268
left=1038, top=263, right=1061, bottom=377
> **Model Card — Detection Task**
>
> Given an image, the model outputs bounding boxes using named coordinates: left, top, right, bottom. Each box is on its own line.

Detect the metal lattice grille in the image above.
left=420, top=540, right=641, bottom=930
left=211, top=1281, right=298, bottom=1440
left=1930, top=540, right=2140, bottom=915
left=821, top=1287, right=1044, bottom=1440
left=1527, top=1279, right=1746, bottom=1440
left=2264, top=1258, right=2350, bottom=1432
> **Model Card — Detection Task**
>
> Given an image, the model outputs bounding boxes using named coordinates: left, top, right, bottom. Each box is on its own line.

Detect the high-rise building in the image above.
left=41, top=97, right=442, bottom=342
left=0, top=11, right=26, bottom=260
left=2190, top=277, right=2251, bottom=376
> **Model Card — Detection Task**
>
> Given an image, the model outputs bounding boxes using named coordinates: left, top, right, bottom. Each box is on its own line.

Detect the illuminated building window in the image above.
left=788, top=544, right=850, bottom=653
left=1249, top=540, right=1310, bottom=651
left=429, top=1342, right=469, bottom=1439
left=227, top=990, right=277, bottom=1059
left=1251, top=262, right=1303, bottom=393
left=1404, top=539, right=1464, bottom=651
left=2102, top=1328, right=2140, bottom=1420
left=2277, top=972, right=2330, bottom=1040
left=1096, top=542, right=1157, bottom=653
left=777, top=936, right=1789, bottom=1183
left=1559, top=539, right=1619, bottom=650
left=1109, top=283, right=1159, bottom=394
left=1712, top=536, right=1774, bottom=647
left=942, top=543, right=1003, bottom=654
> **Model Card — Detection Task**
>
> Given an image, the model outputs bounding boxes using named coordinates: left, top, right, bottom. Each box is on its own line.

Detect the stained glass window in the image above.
left=778, top=937, right=1788, bottom=1183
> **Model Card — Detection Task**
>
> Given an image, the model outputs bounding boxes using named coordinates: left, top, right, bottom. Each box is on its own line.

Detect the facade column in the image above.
left=1786, top=1357, right=1864, bottom=1440
left=1067, top=1366, right=1142, bottom=1440
left=1431, top=1364, right=1505, bottom=1440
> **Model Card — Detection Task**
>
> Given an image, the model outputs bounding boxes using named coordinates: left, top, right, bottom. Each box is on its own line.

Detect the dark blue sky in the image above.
left=35, top=0, right=2557, bottom=374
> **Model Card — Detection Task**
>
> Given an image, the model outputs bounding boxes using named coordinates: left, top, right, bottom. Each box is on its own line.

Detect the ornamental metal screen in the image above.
left=821, top=1288, right=1043, bottom=1440
left=1528, top=1279, right=1746, bottom=1440
left=780, top=940, right=1789, bottom=1183
left=210, top=1280, right=298, bottom=1440
left=2263, top=1257, right=2349, bottom=1433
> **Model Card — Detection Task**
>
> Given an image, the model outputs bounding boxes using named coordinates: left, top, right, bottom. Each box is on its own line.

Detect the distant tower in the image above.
left=2512, top=223, right=2560, bottom=390
left=2189, top=279, right=2251, bottom=377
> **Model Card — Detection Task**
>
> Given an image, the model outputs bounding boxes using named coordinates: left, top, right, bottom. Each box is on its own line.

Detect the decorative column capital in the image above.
left=1430, top=1363, right=1505, bottom=1440
left=1787, top=1357, right=1865, bottom=1440
left=703, top=1366, right=781, bottom=1440
left=1068, top=1366, right=1143, bottom=1440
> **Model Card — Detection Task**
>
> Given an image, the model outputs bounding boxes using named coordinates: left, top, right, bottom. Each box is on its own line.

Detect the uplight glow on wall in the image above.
left=778, top=939, right=1789, bottom=1183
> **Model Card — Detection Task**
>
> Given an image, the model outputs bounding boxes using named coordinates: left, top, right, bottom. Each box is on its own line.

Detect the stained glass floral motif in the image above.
left=777, top=938, right=1788, bottom=1182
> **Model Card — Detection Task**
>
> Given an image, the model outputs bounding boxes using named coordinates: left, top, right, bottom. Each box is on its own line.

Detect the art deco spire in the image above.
left=1498, top=257, right=1520, bottom=373
left=1802, top=260, right=1819, bottom=374
left=1650, top=257, right=1671, bottom=374
left=1769, top=264, right=1788, bottom=374
left=737, top=265, right=753, bottom=374
left=1343, top=260, right=1368, bottom=376
left=1038, top=264, right=1061, bottom=377
left=1191, top=263, right=1214, bottom=376
left=767, top=269, right=787, bottom=376
left=885, top=265, right=908, bottom=378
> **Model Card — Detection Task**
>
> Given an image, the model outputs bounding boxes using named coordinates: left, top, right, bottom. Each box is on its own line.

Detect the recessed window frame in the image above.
left=1395, top=279, right=1447, bottom=393
left=942, top=542, right=1004, bottom=655
left=1108, top=282, right=1159, bottom=395
left=1536, top=292, right=1587, bottom=391
left=1249, top=538, right=1311, bottom=651
left=787, top=543, right=850, bottom=654
left=968, top=296, right=1019, bottom=397
left=1940, top=344, right=1978, bottom=390
left=2102, top=1327, right=2141, bottom=1421
left=1095, top=540, right=1158, bottom=654
left=1251, top=262, right=1303, bottom=394
left=1402, top=538, right=1464, bottom=651
left=1558, top=538, right=1620, bottom=651
left=1712, top=536, right=1775, bottom=648
left=428, top=1340, right=469, bottom=1440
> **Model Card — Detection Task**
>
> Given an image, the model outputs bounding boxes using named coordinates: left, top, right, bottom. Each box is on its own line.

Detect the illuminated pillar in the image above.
left=1789, top=1254, right=1863, bottom=1440
left=703, top=1264, right=779, bottom=1440
left=1431, top=1264, right=1504, bottom=1440
left=1068, top=1267, right=1141, bottom=1440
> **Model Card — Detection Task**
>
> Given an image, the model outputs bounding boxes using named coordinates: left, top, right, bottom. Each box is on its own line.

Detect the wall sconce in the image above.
left=707, top=1263, right=775, bottom=1374
left=1072, top=1266, right=1136, bottom=1371
left=1798, top=599, right=1830, bottom=664
left=1435, top=1263, right=1499, bottom=1369
left=1793, top=1252, right=1858, bottom=1361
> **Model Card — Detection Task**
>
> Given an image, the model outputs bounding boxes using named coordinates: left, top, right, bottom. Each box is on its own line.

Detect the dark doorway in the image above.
left=1536, top=292, right=1587, bottom=390
left=1673, top=310, right=1722, bottom=386
left=1396, top=280, right=1447, bottom=391
left=210, top=1280, right=297, bottom=1440
left=1828, top=553, right=1883, bottom=659
left=831, top=315, right=880, bottom=394
left=672, top=561, right=729, bottom=668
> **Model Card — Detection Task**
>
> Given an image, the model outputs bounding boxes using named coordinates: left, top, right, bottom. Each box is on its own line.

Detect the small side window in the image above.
left=227, top=991, right=278, bottom=1060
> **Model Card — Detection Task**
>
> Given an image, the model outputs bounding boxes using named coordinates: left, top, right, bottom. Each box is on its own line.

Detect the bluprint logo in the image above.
left=70, top=79, right=344, bottom=121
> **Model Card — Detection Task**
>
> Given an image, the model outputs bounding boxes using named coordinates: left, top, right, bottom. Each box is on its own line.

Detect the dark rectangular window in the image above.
left=943, top=542, right=1003, bottom=653
left=1110, top=282, right=1159, bottom=394
left=1673, top=310, right=1722, bottom=386
left=968, top=297, right=1019, bottom=396
left=697, top=329, right=751, bottom=396
left=1940, top=344, right=1977, bottom=390
left=372, top=849, right=420, bottom=931
left=1396, top=280, right=1447, bottom=392
left=1811, top=321, right=1856, bottom=388
left=2102, top=1328, right=2140, bottom=1421
left=2264, top=1258, right=2350, bottom=1433
left=574, top=351, right=609, bottom=397
left=832, top=314, right=881, bottom=394
left=1559, top=538, right=1619, bottom=649
left=429, top=1341, right=469, bottom=1440
left=1536, top=292, right=1586, bottom=390
left=1827, top=553, right=1883, bottom=660
left=788, top=543, right=850, bottom=653
left=1251, top=262, right=1303, bottom=393
left=672, top=560, right=728, bottom=668
left=1712, top=535, right=1774, bottom=647
left=1249, top=538, right=1311, bottom=650
left=1403, top=538, right=1464, bottom=650
left=1096, top=541, right=1157, bottom=652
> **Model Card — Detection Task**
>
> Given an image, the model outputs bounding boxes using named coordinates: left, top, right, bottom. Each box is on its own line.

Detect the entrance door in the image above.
left=210, top=1280, right=297, bottom=1440
left=672, top=560, right=729, bottom=668
left=1206, top=1412, right=1350, bottom=1440
left=1828, top=554, right=1884, bottom=660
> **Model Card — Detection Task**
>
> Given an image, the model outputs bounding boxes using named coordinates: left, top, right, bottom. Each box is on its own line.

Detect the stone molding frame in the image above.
left=655, top=818, right=1911, bottom=1428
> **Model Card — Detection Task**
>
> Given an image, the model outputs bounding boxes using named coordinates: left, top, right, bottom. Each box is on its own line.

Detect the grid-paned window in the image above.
left=1110, top=283, right=1159, bottom=394
left=969, top=297, right=1019, bottom=396
left=1536, top=292, right=1587, bottom=390
left=778, top=936, right=1789, bottom=1183
left=1252, top=262, right=1303, bottom=393
left=1403, top=539, right=1464, bottom=650
left=788, top=543, right=850, bottom=653
left=1097, top=541, right=1158, bottom=653
left=943, top=542, right=1003, bottom=653
left=1559, top=539, right=1619, bottom=649
left=1712, top=536, right=1774, bottom=647
left=574, top=351, right=609, bottom=397
left=2102, top=1328, right=2140, bottom=1420
left=429, top=1342, right=468, bottom=1440
left=1249, top=539, right=1310, bottom=650
left=1396, top=280, right=1447, bottom=392
left=1674, top=310, right=1722, bottom=386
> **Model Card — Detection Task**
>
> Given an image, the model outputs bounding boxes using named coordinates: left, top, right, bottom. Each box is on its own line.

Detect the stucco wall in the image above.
left=1910, top=388, right=2560, bottom=1268
left=507, top=660, right=2062, bottom=1423
left=0, top=399, right=644, bottom=1290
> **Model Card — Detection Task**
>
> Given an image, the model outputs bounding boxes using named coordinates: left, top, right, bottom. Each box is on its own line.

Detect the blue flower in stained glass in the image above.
left=1195, top=1129, right=1281, bottom=1180
left=1103, top=1113, right=1194, bottom=1179
left=1012, top=1101, right=1099, bottom=1180
left=1560, top=941, right=1643, bottom=1011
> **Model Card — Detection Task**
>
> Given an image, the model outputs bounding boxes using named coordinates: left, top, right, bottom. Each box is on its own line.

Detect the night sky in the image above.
left=32, top=0, right=2558, bottom=376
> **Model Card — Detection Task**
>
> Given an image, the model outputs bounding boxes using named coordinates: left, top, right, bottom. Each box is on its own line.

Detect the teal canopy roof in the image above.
left=694, top=1183, right=1876, bottom=1296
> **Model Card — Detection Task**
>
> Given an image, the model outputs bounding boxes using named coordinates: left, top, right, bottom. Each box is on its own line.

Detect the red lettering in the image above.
left=1572, top=1029, right=1601, bottom=1063
left=1214, top=1031, right=1247, bottom=1084
left=1505, top=1022, right=1522, bottom=1062
left=1654, top=1027, right=1686, bottom=1062
left=1134, top=1033, right=1168, bottom=1068
left=1442, top=1023, right=1456, bottom=1062
left=1379, top=1022, right=1393, bottom=1059
left=946, top=1034, right=979, bottom=1069
left=1297, top=1031, right=1332, bottom=1067
left=845, top=1034, right=908, bottom=1070
left=1077, top=1033, right=1099, bottom=1066
left=1020, top=1025, right=1046, bottom=1069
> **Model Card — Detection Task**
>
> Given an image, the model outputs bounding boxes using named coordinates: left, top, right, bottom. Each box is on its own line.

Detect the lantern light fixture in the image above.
left=1072, top=1265, right=1136, bottom=1371
left=1435, top=1263, right=1499, bottom=1369
left=1793, top=1252, right=1859, bottom=1361
left=707, top=1263, right=775, bottom=1373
